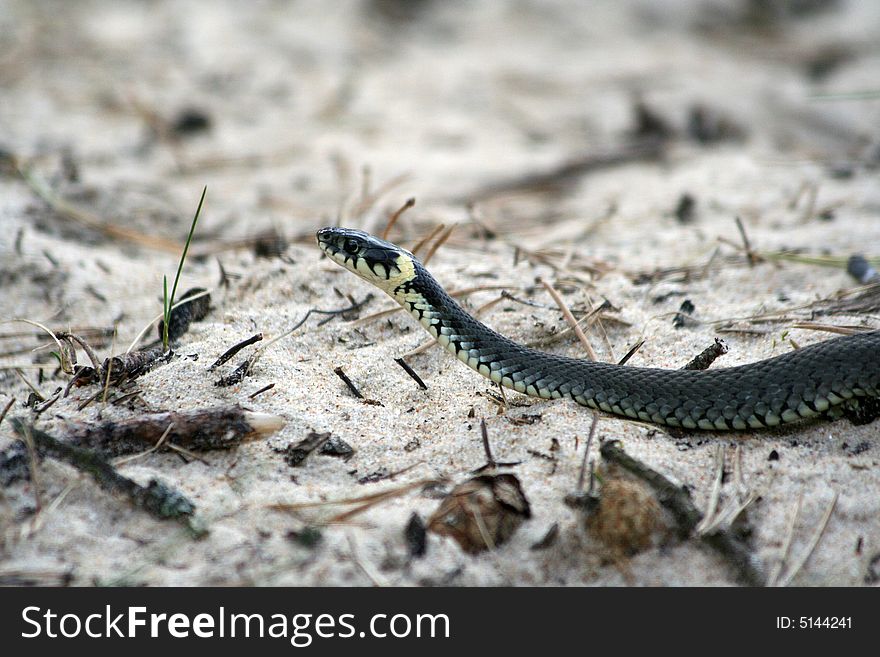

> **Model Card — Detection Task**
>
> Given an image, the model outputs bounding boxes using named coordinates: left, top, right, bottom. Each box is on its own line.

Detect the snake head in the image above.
left=316, top=227, right=416, bottom=294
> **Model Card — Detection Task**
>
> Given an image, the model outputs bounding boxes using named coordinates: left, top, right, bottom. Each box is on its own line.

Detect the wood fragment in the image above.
left=157, top=287, right=212, bottom=343
left=734, top=216, right=758, bottom=266
left=787, top=322, right=862, bottom=336
left=394, top=357, right=428, bottom=390
left=214, top=360, right=250, bottom=387
left=683, top=338, right=728, bottom=370
left=32, top=388, right=61, bottom=415
left=213, top=295, right=373, bottom=387
left=526, top=448, right=555, bottom=462
left=85, top=284, right=107, bottom=302
left=56, top=332, right=102, bottom=372
left=333, top=366, right=363, bottom=399
left=61, top=405, right=284, bottom=457
left=270, top=479, right=440, bottom=523
left=473, top=419, right=521, bottom=473
left=102, top=345, right=170, bottom=385
left=356, top=461, right=420, bottom=484
left=631, top=100, right=675, bottom=141
left=576, top=412, right=600, bottom=493
left=686, top=103, right=745, bottom=144
left=112, top=423, right=175, bottom=467
left=539, top=278, right=597, bottom=360
left=286, top=526, right=323, bottom=549
left=674, top=193, right=696, bottom=224
left=421, top=224, right=455, bottom=266
left=410, top=223, right=446, bottom=257
left=124, top=288, right=214, bottom=354
left=286, top=431, right=333, bottom=467
left=248, top=383, right=275, bottom=399
left=9, top=419, right=202, bottom=531
left=617, top=339, right=645, bottom=365
left=209, top=333, right=263, bottom=370
left=381, top=197, right=416, bottom=240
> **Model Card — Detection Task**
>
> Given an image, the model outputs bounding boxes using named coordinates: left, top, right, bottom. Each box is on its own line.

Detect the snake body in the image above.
left=317, top=227, right=880, bottom=431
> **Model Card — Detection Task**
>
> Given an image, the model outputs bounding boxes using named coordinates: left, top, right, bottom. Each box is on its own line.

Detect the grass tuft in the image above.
left=162, top=186, right=207, bottom=349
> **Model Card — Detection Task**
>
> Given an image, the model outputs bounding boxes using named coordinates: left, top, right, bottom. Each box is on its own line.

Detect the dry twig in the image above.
left=539, top=278, right=597, bottom=361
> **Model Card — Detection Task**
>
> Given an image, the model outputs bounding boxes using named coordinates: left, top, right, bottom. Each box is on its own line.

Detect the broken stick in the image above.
left=62, top=405, right=284, bottom=457
left=10, top=419, right=202, bottom=531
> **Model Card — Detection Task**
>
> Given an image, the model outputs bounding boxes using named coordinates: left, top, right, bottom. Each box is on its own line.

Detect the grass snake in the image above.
left=317, top=227, right=879, bottom=431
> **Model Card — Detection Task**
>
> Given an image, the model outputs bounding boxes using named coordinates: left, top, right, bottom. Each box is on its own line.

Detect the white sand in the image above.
left=1, top=0, right=879, bottom=586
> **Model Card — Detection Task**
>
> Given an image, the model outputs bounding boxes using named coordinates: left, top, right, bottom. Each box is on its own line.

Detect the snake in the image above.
left=317, top=227, right=880, bottom=431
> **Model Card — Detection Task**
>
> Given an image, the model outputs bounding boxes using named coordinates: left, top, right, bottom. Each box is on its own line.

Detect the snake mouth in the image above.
left=315, top=227, right=340, bottom=258
left=316, top=227, right=363, bottom=269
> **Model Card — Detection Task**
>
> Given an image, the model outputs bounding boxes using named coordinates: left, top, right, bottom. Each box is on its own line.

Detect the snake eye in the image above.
left=343, top=239, right=360, bottom=255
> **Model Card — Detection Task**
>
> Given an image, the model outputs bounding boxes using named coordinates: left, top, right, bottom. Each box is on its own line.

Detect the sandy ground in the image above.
left=1, top=0, right=879, bottom=586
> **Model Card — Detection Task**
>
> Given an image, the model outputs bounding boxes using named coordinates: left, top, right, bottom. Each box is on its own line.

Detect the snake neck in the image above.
left=391, top=261, right=589, bottom=397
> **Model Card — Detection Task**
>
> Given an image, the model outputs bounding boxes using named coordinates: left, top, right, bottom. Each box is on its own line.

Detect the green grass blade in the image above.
left=162, top=274, right=170, bottom=348
left=163, top=185, right=207, bottom=349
